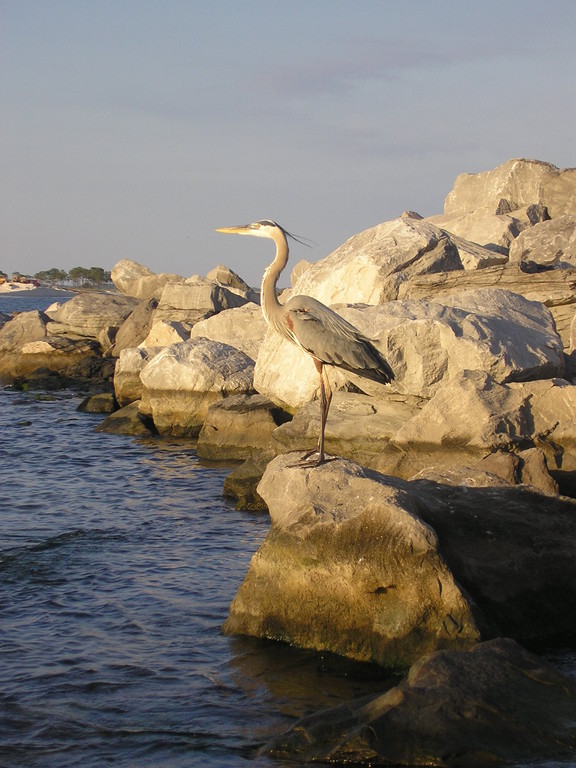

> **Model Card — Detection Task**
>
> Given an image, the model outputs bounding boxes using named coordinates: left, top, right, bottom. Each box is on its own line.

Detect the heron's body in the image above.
left=216, top=219, right=394, bottom=465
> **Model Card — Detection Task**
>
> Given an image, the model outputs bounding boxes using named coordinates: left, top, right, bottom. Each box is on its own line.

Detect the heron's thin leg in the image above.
left=317, top=363, right=332, bottom=462
left=296, top=361, right=333, bottom=467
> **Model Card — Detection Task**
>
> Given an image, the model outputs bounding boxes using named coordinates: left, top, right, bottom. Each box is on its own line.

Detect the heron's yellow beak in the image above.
left=215, top=225, right=251, bottom=235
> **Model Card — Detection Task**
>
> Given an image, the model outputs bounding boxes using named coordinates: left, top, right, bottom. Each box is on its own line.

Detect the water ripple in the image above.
left=1, top=388, right=571, bottom=768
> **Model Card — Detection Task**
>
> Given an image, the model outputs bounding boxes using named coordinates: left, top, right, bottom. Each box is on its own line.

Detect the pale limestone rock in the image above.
left=409, top=465, right=514, bottom=488
left=509, top=215, right=576, bottom=269
left=517, top=447, right=559, bottom=495
left=46, top=292, right=138, bottom=341
left=253, top=328, right=318, bottom=410
left=480, top=450, right=521, bottom=484
left=0, top=310, right=48, bottom=351
left=345, top=290, right=562, bottom=396
left=44, top=301, right=64, bottom=316
left=290, top=258, right=313, bottom=285
left=141, top=319, right=190, bottom=348
left=411, top=448, right=558, bottom=496
left=442, top=231, right=509, bottom=268
left=139, top=338, right=255, bottom=436
left=153, top=277, right=250, bottom=325
left=390, top=370, right=529, bottom=470
left=20, top=338, right=93, bottom=355
left=444, top=158, right=576, bottom=218
left=205, top=263, right=259, bottom=302
left=114, top=346, right=161, bottom=407
left=225, top=456, right=483, bottom=667
left=197, top=394, right=291, bottom=460
left=190, top=303, right=267, bottom=361
left=397, top=264, right=576, bottom=350
left=111, top=258, right=154, bottom=287
left=112, top=298, right=158, bottom=355
left=271, top=392, right=420, bottom=466
left=508, top=378, right=576, bottom=477
left=292, top=216, right=464, bottom=305
left=427, top=204, right=548, bottom=255
left=111, top=258, right=183, bottom=300
left=380, top=374, right=576, bottom=483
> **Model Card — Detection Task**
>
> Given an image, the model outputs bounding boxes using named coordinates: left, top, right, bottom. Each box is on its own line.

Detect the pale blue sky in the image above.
left=2, top=0, right=575, bottom=286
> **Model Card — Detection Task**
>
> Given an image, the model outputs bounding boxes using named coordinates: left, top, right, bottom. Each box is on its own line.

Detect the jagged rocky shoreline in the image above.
left=2, top=157, right=576, bottom=765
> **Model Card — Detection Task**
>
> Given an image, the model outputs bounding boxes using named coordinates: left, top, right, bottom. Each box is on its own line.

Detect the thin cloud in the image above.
left=261, top=36, right=529, bottom=99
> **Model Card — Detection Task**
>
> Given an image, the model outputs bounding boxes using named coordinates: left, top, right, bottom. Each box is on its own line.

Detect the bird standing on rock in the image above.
left=216, top=219, right=394, bottom=466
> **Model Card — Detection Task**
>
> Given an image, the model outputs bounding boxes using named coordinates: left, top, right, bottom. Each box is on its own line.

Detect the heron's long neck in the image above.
left=260, top=230, right=289, bottom=330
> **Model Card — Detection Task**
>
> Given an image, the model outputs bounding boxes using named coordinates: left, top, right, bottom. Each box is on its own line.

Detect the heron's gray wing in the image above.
left=284, top=296, right=394, bottom=383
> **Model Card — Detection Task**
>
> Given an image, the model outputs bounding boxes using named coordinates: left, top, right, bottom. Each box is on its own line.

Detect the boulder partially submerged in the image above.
left=138, top=338, right=255, bottom=436
left=264, top=638, right=576, bottom=766
left=224, top=456, right=576, bottom=666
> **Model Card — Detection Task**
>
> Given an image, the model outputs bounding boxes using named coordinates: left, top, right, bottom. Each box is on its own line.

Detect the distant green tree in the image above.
left=86, top=266, right=109, bottom=286
left=67, top=266, right=112, bottom=288
left=68, top=266, right=90, bottom=287
left=34, top=268, right=68, bottom=286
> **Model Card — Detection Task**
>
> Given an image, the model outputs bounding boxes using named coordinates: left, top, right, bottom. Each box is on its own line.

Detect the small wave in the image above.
left=0, top=528, right=129, bottom=583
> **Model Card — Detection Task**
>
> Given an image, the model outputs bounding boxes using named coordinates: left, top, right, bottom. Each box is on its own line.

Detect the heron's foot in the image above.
left=288, top=450, right=336, bottom=468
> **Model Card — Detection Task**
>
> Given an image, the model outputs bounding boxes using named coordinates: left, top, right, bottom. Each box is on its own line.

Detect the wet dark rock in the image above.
left=264, top=638, right=576, bottom=767
left=197, top=394, right=291, bottom=461
left=77, top=392, right=117, bottom=414
left=95, top=401, right=156, bottom=436
left=222, top=451, right=272, bottom=511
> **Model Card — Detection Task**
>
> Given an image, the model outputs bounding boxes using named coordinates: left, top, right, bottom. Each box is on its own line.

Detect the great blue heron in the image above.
left=216, top=219, right=394, bottom=465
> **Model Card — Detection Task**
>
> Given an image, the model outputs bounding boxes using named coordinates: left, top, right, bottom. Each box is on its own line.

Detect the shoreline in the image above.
left=0, top=285, right=77, bottom=298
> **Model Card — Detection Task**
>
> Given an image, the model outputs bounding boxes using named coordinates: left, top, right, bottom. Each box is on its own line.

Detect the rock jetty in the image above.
left=2, top=157, right=576, bottom=764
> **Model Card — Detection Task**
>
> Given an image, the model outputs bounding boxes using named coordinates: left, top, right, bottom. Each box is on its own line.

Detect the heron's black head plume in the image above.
left=257, top=220, right=314, bottom=248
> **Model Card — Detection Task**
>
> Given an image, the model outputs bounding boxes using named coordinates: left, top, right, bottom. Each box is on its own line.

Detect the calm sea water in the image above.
left=1, top=292, right=575, bottom=768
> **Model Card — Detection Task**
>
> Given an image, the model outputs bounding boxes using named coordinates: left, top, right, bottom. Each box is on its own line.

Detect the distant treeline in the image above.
left=5, top=267, right=113, bottom=288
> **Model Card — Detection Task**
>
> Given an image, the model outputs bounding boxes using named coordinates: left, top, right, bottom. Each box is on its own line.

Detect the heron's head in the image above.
left=215, top=219, right=283, bottom=239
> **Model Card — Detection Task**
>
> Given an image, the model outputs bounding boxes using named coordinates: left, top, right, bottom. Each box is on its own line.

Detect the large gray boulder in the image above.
left=112, top=297, right=158, bottom=355
left=388, top=370, right=531, bottom=477
left=509, top=214, right=576, bottom=270
left=45, top=292, right=139, bottom=342
left=265, top=638, right=576, bottom=766
left=111, top=258, right=183, bottom=300
left=197, top=394, right=291, bottom=460
left=190, top=303, right=267, bottom=362
left=427, top=203, right=549, bottom=255
left=153, top=276, right=251, bottom=325
left=292, top=216, right=465, bottom=306
left=443, top=158, right=576, bottom=219
left=398, top=264, right=576, bottom=350
left=141, top=319, right=190, bottom=347
left=225, top=456, right=484, bottom=667
left=206, top=263, right=259, bottom=303
left=113, top=346, right=161, bottom=406
left=225, top=457, right=576, bottom=666
left=0, top=310, right=48, bottom=351
left=139, top=338, right=255, bottom=436
left=0, top=309, right=113, bottom=386
left=271, top=391, right=420, bottom=465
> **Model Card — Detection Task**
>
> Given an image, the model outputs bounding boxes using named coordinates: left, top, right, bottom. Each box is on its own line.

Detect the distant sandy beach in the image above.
left=0, top=284, right=76, bottom=298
